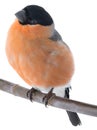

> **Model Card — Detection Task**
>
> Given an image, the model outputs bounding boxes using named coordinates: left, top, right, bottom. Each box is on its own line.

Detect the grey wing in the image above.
left=49, top=30, right=69, bottom=49
left=49, top=30, right=62, bottom=41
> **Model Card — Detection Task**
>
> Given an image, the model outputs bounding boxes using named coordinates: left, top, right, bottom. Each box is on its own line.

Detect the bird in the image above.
left=5, top=5, right=81, bottom=126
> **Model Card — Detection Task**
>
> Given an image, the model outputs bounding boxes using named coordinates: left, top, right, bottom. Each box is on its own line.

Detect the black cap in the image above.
left=15, top=5, right=53, bottom=26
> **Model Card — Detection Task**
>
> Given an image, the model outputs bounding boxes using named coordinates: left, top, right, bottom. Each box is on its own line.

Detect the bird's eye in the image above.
left=28, top=19, right=38, bottom=24
left=28, top=16, right=32, bottom=21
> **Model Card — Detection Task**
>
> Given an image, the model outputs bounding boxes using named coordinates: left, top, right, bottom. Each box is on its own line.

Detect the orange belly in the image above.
left=6, top=21, right=74, bottom=88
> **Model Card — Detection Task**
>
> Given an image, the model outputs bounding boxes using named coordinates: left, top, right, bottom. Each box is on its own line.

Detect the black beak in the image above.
left=15, top=10, right=27, bottom=24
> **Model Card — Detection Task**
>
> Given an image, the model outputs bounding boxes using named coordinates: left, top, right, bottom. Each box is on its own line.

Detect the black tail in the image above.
left=65, top=88, right=81, bottom=126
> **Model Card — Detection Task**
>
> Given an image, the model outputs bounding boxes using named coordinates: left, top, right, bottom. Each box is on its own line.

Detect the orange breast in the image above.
left=6, top=20, right=74, bottom=88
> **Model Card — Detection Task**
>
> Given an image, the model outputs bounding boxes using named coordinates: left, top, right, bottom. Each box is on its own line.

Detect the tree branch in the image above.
left=0, top=78, right=97, bottom=117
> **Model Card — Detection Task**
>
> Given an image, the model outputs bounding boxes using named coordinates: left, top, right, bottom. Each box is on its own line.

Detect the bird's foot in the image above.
left=42, top=88, right=55, bottom=107
left=27, top=88, right=38, bottom=102
left=64, top=87, right=71, bottom=99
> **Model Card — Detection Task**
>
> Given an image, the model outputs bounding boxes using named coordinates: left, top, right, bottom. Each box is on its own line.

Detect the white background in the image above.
left=0, top=0, right=97, bottom=129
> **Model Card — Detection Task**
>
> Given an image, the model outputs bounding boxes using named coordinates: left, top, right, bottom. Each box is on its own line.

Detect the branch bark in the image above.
left=0, top=78, right=97, bottom=117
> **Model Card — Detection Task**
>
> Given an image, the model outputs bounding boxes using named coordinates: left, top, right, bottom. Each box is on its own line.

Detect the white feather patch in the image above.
left=32, top=82, right=70, bottom=98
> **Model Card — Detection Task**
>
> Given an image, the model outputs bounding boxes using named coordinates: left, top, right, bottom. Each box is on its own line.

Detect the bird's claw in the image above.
left=42, top=88, right=55, bottom=107
left=27, top=88, right=37, bottom=102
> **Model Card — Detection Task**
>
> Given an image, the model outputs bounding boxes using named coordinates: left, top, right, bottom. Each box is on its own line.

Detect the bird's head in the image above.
left=15, top=5, right=53, bottom=26
left=14, top=5, right=54, bottom=38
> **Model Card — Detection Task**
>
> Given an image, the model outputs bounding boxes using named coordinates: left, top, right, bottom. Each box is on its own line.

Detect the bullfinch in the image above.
left=5, top=5, right=81, bottom=126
